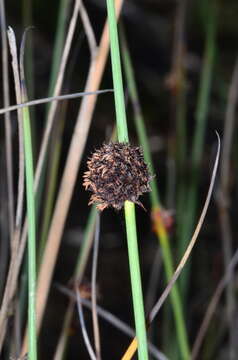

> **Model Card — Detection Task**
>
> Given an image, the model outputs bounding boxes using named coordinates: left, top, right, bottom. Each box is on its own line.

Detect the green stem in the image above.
left=106, top=1, right=148, bottom=358
left=124, top=201, right=149, bottom=360
left=22, top=103, right=37, bottom=360
left=106, top=0, right=128, bottom=143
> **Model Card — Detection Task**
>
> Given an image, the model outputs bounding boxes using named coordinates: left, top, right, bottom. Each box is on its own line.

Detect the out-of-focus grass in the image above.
left=177, top=0, right=217, bottom=297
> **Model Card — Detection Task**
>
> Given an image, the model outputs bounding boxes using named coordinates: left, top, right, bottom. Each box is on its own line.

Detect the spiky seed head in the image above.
left=83, top=142, right=152, bottom=211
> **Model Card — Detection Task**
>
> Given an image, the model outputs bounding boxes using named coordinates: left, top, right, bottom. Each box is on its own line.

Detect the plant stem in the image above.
left=22, top=103, right=37, bottom=360
left=106, top=0, right=128, bottom=143
left=106, top=1, right=148, bottom=359
left=124, top=201, right=149, bottom=360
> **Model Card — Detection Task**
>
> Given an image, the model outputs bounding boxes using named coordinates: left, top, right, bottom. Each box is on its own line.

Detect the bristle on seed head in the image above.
left=83, top=142, right=152, bottom=211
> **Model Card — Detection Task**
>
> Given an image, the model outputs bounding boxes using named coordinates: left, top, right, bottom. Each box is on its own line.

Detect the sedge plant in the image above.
left=106, top=0, right=149, bottom=359
left=22, top=93, right=37, bottom=360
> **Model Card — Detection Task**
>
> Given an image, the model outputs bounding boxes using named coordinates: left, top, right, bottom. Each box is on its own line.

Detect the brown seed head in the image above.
left=83, top=142, right=152, bottom=211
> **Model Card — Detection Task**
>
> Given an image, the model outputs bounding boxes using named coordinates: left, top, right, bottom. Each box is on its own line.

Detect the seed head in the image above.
left=83, top=142, right=152, bottom=211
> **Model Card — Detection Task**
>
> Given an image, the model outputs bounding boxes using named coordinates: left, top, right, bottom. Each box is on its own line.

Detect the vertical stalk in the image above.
left=22, top=101, right=37, bottom=360
left=106, top=0, right=148, bottom=359
left=124, top=201, right=149, bottom=360
left=21, top=31, right=37, bottom=358
left=106, top=0, right=128, bottom=143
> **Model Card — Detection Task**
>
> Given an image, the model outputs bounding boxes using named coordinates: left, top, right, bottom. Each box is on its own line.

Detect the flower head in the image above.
left=83, top=142, right=152, bottom=211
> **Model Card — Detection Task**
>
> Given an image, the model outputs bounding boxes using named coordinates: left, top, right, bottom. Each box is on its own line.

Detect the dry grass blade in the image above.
left=191, top=248, right=238, bottom=359
left=79, top=0, right=97, bottom=56
left=0, top=0, right=14, bottom=243
left=21, top=0, right=124, bottom=355
left=7, top=27, right=25, bottom=230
